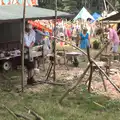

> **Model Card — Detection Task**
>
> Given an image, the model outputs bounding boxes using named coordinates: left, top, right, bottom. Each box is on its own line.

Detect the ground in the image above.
left=0, top=41, right=120, bottom=120
left=1, top=82, right=120, bottom=120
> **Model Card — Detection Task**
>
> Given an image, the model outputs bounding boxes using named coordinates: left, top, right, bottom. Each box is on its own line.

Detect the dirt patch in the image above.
left=92, top=71, right=120, bottom=100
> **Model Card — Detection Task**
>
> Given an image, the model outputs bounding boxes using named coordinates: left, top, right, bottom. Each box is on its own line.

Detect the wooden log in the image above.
left=87, top=47, right=93, bottom=93
left=36, top=80, right=66, bottom=86
left=93, top=101, right=105, bottom=109
left=25, top=106, right=44, bottom=120
left=15, top=113, right=31, bottom=120
left=2, top=104, right=19, bottom=120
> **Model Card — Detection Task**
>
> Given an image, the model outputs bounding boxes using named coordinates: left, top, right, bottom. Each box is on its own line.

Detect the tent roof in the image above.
left=74, top=7, right=94, bottom=20
left=101, top=11, right=118, bottom=21
left=0, top=5, right=72, bottom=23
left=92, top=12, right=101, bottom=20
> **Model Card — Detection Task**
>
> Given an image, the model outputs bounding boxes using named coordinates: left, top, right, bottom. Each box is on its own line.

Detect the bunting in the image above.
left=0, top=0, right=38, bottom=6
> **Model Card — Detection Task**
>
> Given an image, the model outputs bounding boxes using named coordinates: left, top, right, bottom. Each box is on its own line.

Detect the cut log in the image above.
left=2, top=104, right=19, bottom=120
left=25, top=106, right=44, bottom=120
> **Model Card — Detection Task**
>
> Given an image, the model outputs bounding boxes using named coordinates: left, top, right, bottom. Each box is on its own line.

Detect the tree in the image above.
left=38, top=0, right=64, bottom=11
left=62, top=0, right=78, bottom=13
left=38, top=0, right=120, bottom=14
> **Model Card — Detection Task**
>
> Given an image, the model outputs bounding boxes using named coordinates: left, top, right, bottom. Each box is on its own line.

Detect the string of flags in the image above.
left=0, top=0, right=38, bottom=6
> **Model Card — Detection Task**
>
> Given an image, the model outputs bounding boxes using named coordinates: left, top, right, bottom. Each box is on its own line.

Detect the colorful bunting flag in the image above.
left=0, top=0, right=38, bottom=6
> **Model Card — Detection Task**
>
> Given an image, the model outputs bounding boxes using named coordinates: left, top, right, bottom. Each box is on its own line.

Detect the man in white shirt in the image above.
left=24, top=23, right=36, bottom=85
left=24, top=24, right=35, bottom=47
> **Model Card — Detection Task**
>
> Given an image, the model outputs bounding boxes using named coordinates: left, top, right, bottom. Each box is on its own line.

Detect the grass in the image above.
left=0, top=40, right=120, bottom=119
left=0, top=85, right=120, bottom=120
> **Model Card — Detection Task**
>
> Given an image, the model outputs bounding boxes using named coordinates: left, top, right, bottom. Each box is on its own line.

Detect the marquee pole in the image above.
left=53, top=0, right=57, bottom=82
left=21, top=0, right=26, bottom=92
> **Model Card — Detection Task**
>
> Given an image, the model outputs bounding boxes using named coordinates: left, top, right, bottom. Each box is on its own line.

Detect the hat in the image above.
left=26, top=23, right=32, bottom=29
left=83, top=27, right=88, bottom=31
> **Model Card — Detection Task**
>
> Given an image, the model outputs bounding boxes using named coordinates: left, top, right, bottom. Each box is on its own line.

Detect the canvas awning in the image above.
left=0, top=5, right=72, bottom=23
left=101, top=11, right=119, bottom=21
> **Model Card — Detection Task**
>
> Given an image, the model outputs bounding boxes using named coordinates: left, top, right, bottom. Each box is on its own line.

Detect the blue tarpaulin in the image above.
left=92, top=12, right=101, bottom=20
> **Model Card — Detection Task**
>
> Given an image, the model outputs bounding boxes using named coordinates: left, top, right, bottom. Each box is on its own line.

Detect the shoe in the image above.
left=27, top=77, right=37, bottom=85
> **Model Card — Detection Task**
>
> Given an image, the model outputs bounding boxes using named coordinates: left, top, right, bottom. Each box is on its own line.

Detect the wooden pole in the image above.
left=53, top=0, right=57, bottom=81
left=87, top=47, right=93, bottom=93
left=21, top=0, right=26, bottom=92
left=103, top=0, right=107, bottom=15
left=106, top=0, right=116, bottom=11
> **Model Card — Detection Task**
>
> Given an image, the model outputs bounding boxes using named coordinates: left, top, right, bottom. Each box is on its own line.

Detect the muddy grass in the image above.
left=0, top=48, right=120, bottom=119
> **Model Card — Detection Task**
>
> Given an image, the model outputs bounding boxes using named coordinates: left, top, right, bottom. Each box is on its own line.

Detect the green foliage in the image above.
left=38, top=0, right=64, bottom=11
left=38, top=0, right=80, bottom=13
left=38, top=0, right=120, bottom=14
left=93, top=40, right=100, bottom=49
left=62, top=0, right=78, bottom=13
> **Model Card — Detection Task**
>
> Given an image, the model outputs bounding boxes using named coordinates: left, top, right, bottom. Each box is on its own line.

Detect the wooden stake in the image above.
left=21, top=0, right=26, bottom=92
left=99, top=71, right=107, bottom=91
left=87, top=47, right=93, bottom=93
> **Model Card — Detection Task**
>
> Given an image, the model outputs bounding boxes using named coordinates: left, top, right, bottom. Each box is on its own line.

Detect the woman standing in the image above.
left=79, top=28, right=90, bottom=49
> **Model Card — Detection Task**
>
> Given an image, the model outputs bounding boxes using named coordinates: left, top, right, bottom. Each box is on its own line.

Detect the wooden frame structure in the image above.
left=49, top=37, right=120, bottom=104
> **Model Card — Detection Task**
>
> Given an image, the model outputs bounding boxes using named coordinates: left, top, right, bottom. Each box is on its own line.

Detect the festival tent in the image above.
left=74, top=7, right=94, bottom=21
left=0, top=4, right=72, bottom=50
left=0, top=5, right=72, bottom=23
left=92, top=12, right=101, bottom=20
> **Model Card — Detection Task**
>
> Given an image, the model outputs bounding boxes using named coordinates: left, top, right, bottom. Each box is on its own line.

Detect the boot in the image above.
left=27, top=77, right=37, bottom=85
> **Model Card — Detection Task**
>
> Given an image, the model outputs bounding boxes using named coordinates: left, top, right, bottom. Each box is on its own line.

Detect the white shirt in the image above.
left=24, top=30, right=36, bottom=47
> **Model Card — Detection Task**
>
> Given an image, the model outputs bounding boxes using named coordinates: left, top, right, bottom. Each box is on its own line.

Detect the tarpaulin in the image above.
left=92, top=12, right=101, bottom=20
